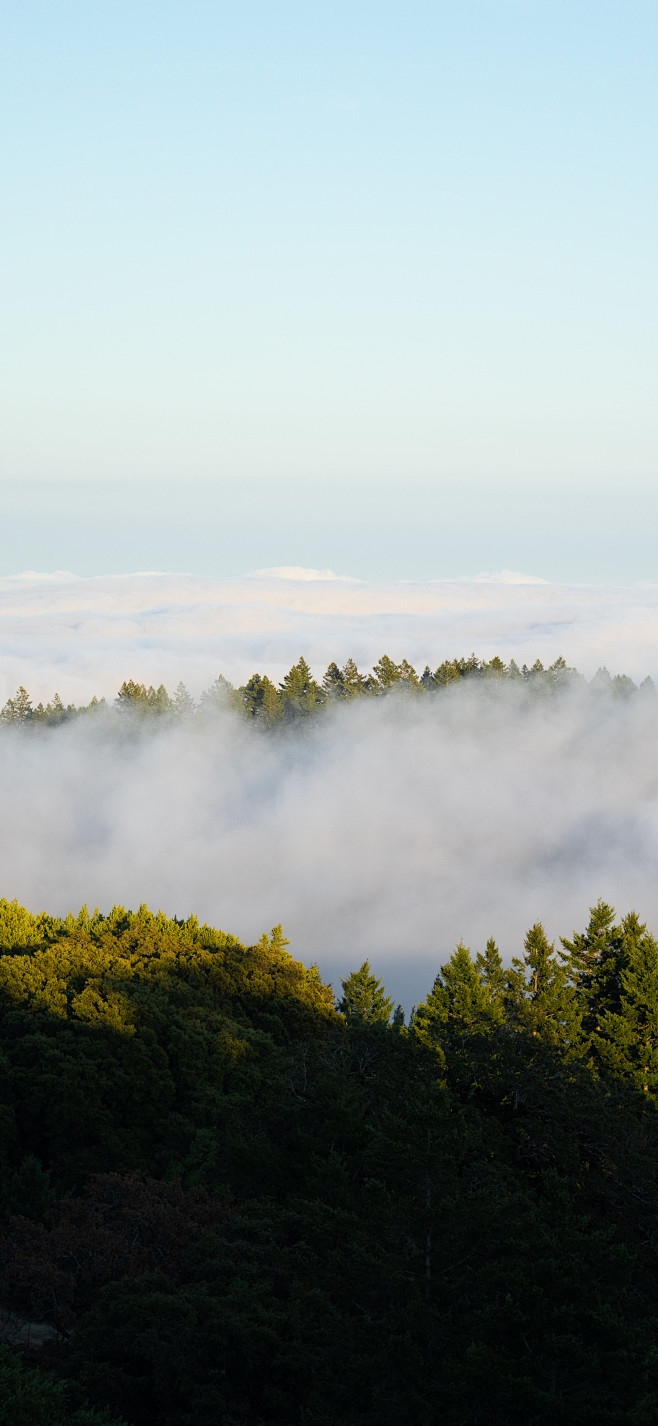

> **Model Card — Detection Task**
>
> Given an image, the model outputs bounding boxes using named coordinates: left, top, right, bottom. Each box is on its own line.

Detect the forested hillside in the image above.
left=1, top=651, right=651, bottom=728
left=2, top=896, right=658, bottom=1424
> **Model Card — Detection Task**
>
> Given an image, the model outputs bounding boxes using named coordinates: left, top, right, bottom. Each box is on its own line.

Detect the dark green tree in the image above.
left=0, top=1345, right=126, bottom=1425
left=338, top=960, right=394, bottom=1023
left=322, top=662, right=345, bottom=699
left=279, top=657, right=323, bottom=717
left=433, top=655, right=480, bottom=686
left=594, top=916, right=658, bottom=1096
left=398, top=658, right=420, bottom=688
left=561, top=900, right=623, bottom=1034
left=371, top=654, right=400, bottom=691
left=241, top=673, right=281, bottom=722
left=475, top=937, right=506, bottom=1022
left=508, top=922, right=581, bottom=1048
left=414, top=942, right=492, bottom=1048
left=341, top=657, right=369, bottom=697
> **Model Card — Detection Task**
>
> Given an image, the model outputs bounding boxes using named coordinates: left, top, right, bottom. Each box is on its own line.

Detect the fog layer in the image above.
left=2, top=684, right=658, bottom=1007
left=3, top=569, right=658, bottom=705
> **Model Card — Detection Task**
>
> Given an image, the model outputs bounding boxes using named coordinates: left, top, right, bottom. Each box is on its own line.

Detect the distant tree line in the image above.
left=1, top=652, right=652, bottom=728
left=2, top=895, right=658, bottom=1421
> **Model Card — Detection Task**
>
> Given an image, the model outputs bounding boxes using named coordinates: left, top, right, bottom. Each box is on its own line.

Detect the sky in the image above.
left=1, top=1, right=658, bottom=582
left=3, top=5, right=658, bottom=992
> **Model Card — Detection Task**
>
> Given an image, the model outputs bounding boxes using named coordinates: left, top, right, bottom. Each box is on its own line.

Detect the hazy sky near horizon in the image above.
left=2, top=1, right=658, bottom=583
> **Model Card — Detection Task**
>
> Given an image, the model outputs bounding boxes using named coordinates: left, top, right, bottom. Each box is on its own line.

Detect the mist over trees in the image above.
left=2, top=895, right=658, bottom=1423
left=3, top=651, right=658, bottom=1422
left=1, top=651, right=653, bottom=729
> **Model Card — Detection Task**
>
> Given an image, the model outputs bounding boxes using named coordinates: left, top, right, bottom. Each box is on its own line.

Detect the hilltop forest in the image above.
left=0, top=651, right=652, bottom=729
left=2, top=896, right=658, bottom=1423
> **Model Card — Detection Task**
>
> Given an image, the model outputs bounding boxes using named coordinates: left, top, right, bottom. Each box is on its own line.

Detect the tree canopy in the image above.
left=2, top=652, right=651, bottom=732
left=1, top=897, right=658, bottom=1423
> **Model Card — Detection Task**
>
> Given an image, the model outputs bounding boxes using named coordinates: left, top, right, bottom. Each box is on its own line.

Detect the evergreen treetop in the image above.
left=338, top=960, right=394, bottom=1023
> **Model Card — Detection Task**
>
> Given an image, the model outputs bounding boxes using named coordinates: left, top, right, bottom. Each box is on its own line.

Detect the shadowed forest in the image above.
left=2, top=895, right=658, bottom=1424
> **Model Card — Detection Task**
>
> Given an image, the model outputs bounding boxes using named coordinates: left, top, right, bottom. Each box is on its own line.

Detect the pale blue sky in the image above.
left=2, top=2, right=657, bottom=579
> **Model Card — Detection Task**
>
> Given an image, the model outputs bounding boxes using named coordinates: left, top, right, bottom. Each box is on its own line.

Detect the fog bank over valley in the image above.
left=3, top=683, right=658, bottom=1008
left=3, top=568, right=658, bottom=705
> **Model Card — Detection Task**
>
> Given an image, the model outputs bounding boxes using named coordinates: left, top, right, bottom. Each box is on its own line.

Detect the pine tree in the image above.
left=172, top=681, right=195, bottom=717
left=561, top=900, right=623, bottom=1033
left=1, top=686, right=33, bottom=723
left=481, top=656, right=507, bottom=678
left=508, top=923, right=581, bottom=1048
left=241, top=674, right=280, bottom=722
left=371, top=655, right=402, bottom=692
left=612, top=674, right=636, bottom=698
left=150, top=683, right=173, bottom=714
left=116, top=680, right=160, bottom=715
left=279, top=658, right=323, bottom=716
left=341, top=658, right=368, bottom=697
left=200, top=675, right=240, bottom=714
left=322, top=662, right=345, bottom=699
left=414, top=942, right=492, bottom=1048
left=433, top=655, right=480, bottom=686
left=398, top=659, right=420, bottom=688
left=338, top=961, right=394, bottom=1023
left=257, top=924, right=292, bottom=959
left=475, top=938, right=506, bottom=1023
left=590, top=666, right=613, bottom=694
left=594, top=917, right=658, bottom=1096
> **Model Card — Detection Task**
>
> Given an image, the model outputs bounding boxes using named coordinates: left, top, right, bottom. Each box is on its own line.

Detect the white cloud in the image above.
left=2, top=685, right=658, bottom=1009
left=470, top=570, right=549, bottom=585
left=251, top=566, right=344, bottom=581
left=1, top=569, right=658, bottom=706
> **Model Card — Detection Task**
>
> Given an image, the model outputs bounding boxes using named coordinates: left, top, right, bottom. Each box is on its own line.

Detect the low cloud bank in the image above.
left=2, top=684, right=658, bottom=1007
left=2, top=569, right=658, bottom=705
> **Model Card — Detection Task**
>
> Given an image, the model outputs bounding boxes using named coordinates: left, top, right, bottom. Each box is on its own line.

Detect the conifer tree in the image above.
left=172, top=681, right=195, bottom=717
left=200, top=675, right=240, bottom=714
left=433, top=655, right=480, bottom=686
left=322, top=662, right=344, bottom=699
left=0, top=686, right=33, bottom=723
left=398, top=659, right=420, bottom=687
left=338, top=960, right=393, bottom=1023
left=150, top=683, right=173, bottom=714
left=257, top=924, right=292, bottom=959
left=508, top=922, right=581, bottom=1048
left=116, top=680, right=171, bottom=715
left=561, top=900, right=623, bottom=1034
left=371, top=655, right=404, bottom=692
left=341, top=658, right=369, bottom=697
left=481, top=656, right=507, bottom=678
left=475, top=937, right=506, bottom=1023
left=279, top=658, right=323, bottom=716
left=413, top=942, right=492, bottom=1047
left=594, top=917, right=658, bottom=1096
left=241, top=673, right=280, bottom=722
